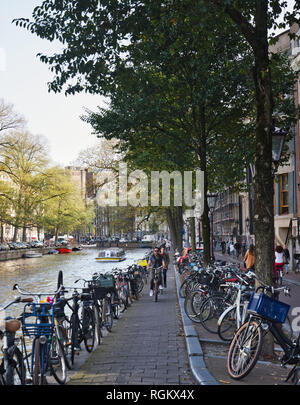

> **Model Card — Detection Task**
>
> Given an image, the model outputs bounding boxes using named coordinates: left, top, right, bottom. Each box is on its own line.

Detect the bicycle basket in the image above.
left=93, top=286, right=111, bottom=300
left=22, top=303, right=54, bottom=337
left=95, top=274, right=115, bottom=289
left=247, top=292, right=290, bottom=323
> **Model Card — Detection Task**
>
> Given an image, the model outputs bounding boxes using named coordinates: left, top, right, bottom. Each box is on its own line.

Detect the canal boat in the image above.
left=56, top=247, right=72, bottom=254
left=95, top=248, right=126, bottom=262
left=48, top=249, right=59, bottom=254
left=23, top=252, right=43, bottom=258
left=72, top=246, right=83, bottom=251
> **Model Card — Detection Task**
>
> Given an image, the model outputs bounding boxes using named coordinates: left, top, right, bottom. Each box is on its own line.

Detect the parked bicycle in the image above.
left=0, top=296, right=30, bottom=385
left=13, top=283, right=67, bottom=385
left=226, top=277, right=299, bottom=384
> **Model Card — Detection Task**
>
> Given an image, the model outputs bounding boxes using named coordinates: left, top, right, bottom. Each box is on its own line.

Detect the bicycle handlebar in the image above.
left=0, top=296, right=33, bottom=311
left=12, top=283, right=64, bottom=298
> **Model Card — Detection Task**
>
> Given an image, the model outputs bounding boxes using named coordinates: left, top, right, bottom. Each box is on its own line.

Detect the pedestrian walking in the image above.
left=221, top=240, right=226, bottom=255
left=274, top=245, right=284, bottom=280
left=283, top=244, right=290, bottom=275
left=243, top=244, right=255, bottom=271
left=241, top=240, right=247, bottom=257
left=234, top=241, right=241, bottom=258
left=160, top=245, right=170, bottom=288
left=165, top=239, right=171, bottom=252
left=229, top=242, right=235, bottom=258
left=226, top=241, right=230, bottom=255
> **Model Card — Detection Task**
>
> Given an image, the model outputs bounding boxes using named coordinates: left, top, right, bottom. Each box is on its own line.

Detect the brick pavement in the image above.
left=68, top=267, right=195, bottom=385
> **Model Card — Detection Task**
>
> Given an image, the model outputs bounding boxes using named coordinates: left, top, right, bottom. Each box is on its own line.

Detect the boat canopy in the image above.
left=97, top=248, right=125, bottom=258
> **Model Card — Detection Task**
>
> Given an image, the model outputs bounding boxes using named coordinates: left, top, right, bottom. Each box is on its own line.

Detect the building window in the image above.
left=280, top=174, right=289, bottom=215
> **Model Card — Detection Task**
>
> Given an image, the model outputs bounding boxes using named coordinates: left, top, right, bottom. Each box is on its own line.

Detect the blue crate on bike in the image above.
left=22, top=303, right=54, bottom=338
left=247, top=292, right=290, bottom=323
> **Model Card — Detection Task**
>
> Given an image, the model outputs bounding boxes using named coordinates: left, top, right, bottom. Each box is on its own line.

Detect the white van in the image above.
left=141, top=234, right=155, bottom=243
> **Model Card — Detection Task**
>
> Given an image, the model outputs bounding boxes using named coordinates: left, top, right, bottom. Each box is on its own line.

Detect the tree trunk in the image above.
left=189, top=216, right=196, bottom=252
left=55, top=226, right=59, bottom=243
left=251, top=1, right=274, bottom=357
left=165, top=207, right=183, bottom=252
left=22, top=225, right=26, bottom=242
left=13, top=226, right=18, bottom=242
left=198, top=104, right=211, bottom=266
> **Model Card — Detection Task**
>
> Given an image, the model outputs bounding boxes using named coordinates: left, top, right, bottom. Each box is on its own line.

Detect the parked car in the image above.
left=17, top=242, right=27, bottom=249
left=142, top=234, right=155, bottom=243
left=8, top=242, right=16, bottom=250
left=31, top=240, right=44, bottom=248
left=0, top=243, right=9, bottom=251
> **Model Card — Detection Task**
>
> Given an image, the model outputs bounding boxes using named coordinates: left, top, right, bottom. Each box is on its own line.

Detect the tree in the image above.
left=14, top=0, right=299, bottom=272
left=0, top=99, right=25, bottom=134
left=0, top=131, right=49, bottom=240
left=42, top=168, right=91, bottom=241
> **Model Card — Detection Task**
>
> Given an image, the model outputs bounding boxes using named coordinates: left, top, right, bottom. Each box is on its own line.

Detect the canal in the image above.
left=0, top=247, right=149, bottom=318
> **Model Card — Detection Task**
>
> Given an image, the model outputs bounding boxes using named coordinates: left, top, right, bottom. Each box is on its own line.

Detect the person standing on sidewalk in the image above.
left=221, top=240, right=226, bottom=255
left=243, top=244, right=255, bottom=271
left=147, top=247, right=166, bottom=297
left=283, top=244, right=290, bottom=275
left=160, top=245, right=170, bottom=288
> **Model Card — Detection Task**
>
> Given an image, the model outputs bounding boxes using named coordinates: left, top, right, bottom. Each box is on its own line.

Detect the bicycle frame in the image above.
left=217, top=285, right=249, bottom=331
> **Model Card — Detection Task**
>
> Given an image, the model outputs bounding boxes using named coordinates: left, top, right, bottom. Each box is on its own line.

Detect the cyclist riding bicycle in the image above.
left=147, top=247, right=166, bottom=297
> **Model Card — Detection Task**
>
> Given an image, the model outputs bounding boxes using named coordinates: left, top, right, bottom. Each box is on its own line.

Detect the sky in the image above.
left=0, top=0, right=105, bottom=167
left=0, top=1, right=296, bottom=168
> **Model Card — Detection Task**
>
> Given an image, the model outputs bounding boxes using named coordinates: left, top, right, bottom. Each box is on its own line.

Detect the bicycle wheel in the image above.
left=118, top=289, right=127, bottom=313
left=82, top=308, right=95, bottom=352
left=218, top=306, right=241, bottom=342
left=112, top=302, right=120, bottom=320
left=275, top=315, right=293, bottom=343
left=94, top=304, right=103, bottom=346
left=49, top=333, right=67, bottom=385
left=70, top=314, right=80, bottom=365
left=227, top=318, right=263, bottom=379
left=5, top=347, right=25, bottom=385
left=136, top=278, right=144, bottom=294
left=179, top=279, right=189, bottom=298
left=32, top=339, right=46, bottom=385
left=184, top=290, right=204, bottom=323
left=154, top=280, right=158, bottom=302
left=103, top=298, right=113, bottom=332
left=59, top=319, right=72, bottom=370
left=198, top=295, right=231, bottom=334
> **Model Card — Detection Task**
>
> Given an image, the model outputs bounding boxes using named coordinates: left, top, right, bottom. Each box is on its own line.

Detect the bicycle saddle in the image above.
left=5, top=319, right=21, bottom=333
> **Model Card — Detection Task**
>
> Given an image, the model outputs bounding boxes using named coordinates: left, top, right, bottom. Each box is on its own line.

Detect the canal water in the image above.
left=0, top=247, right=149, bottom=318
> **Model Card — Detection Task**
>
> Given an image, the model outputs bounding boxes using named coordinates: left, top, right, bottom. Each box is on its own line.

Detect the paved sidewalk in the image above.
left=68, top=268, right=195, bottom=385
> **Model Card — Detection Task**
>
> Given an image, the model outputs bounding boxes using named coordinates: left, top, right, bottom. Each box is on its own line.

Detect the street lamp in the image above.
left=249, top=119, right=287, bottom=178
left=245, top=217, right=250, bottom=246
left=272, top=122, right=286, bottom=164
left=207, top=194, right=218, bottom=260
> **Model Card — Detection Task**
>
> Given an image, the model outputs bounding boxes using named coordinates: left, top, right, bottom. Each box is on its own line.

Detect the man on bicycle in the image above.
left=147, top=247, right=166, bottom=297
